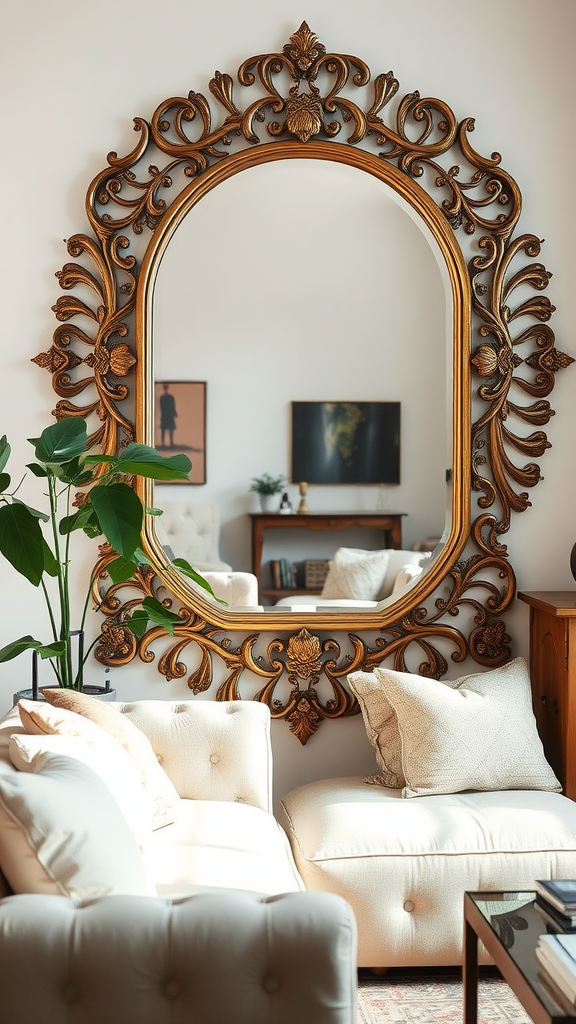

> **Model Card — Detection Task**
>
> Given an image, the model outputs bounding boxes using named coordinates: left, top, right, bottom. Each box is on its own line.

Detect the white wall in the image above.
left=1, top=0, right=575, bottom=806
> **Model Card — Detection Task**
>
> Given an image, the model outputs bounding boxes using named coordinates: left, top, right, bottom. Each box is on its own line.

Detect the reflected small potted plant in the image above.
left=250, top=472, right=286, bottom=513
left=0, top=418, right=216, bottom=695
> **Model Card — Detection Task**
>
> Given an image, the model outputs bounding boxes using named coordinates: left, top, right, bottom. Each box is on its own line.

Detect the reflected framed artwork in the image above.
left=154, top=381, right=206, bottom=484
left=291, top=401, right=400, bottom=485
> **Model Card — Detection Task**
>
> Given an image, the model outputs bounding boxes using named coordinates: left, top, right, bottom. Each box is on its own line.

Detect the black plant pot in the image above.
left=12, top=630, right=116, bottom=705
left=13, top=684, right=116, bottom=706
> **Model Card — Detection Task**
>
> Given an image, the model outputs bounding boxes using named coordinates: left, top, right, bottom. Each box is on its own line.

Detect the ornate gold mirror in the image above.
left=36, top=23, right=570, bottom=743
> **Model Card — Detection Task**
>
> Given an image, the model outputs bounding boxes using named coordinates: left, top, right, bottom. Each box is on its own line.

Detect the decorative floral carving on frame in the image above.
left=37, top=23, right=572, bottom=742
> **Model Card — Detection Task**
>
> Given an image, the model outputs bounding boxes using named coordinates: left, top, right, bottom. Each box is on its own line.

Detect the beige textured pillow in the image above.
left=321, top=547, right=390, bottom=601
left=352, top=658, right=561, bottom=798
left=10, top=733, right=151, bottom=843
left=0, top=754, right=156, bottom=898
left=20, top=696, right=179, bottom=829
left=348, top=669, right=405, bottom=788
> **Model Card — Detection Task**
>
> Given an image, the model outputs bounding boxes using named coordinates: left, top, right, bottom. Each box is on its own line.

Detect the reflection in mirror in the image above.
left=152, top=159, right=450, bottom=611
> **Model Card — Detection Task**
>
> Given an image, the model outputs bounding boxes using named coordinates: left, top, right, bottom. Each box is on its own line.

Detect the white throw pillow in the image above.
left=10, top=733, right=151, bottom=843
left=19, top=696, right=179, bottom=830
left=350, top=658, right=561, bottom=798
left=0, top=753, right=156, bottom=898
left=321, top=547, right=390, bottom=601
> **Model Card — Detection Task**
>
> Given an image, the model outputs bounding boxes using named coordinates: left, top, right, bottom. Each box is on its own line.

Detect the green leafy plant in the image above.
left=249, top=472, right=285, bottom=496
left=0, top=418, right=217, bottom=689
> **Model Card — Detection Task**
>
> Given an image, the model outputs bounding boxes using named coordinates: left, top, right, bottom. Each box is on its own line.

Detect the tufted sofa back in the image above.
left=113, top=699, right=272, bottom=812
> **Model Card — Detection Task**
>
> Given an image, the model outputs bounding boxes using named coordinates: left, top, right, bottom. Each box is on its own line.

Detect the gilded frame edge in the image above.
left=137, top=139, right=471, bottom=633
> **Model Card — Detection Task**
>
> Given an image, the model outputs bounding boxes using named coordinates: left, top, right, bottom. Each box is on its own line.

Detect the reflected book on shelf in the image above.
left=270, top=559, right=297, bottom=590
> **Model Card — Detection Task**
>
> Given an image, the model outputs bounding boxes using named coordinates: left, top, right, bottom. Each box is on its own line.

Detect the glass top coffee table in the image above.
left=464, top=891, right=576, bottom=1024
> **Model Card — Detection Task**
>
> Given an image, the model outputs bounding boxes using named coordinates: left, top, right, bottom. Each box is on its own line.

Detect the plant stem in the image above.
left=47, top=473, right=72, bottom=688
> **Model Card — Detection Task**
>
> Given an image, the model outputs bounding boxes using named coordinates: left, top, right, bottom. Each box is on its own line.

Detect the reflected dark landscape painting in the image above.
left=291, top=401, right=400, bottom=485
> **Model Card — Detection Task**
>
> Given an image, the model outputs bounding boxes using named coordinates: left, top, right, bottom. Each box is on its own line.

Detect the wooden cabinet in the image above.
left=518, top=591, right=576, bottom=799
left=249, top=511, right=405, bottom=600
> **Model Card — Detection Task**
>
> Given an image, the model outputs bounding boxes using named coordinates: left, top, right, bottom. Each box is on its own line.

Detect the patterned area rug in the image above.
left=357, top=967, right=532, bottom=1023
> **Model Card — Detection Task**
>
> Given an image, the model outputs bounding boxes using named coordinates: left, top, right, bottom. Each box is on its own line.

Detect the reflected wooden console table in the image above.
left=249, top=511, right=405, bottom=600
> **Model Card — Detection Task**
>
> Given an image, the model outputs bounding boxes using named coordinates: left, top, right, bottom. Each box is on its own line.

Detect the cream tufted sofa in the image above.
left=281, top=658, right=576, bottom=968
left=281, top=781, right=576, bottom=967
left=0, top=699, right=357, bottom=1024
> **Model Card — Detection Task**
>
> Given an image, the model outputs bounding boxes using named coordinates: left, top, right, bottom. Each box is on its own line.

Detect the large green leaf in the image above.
left=12, top=498, right=50, bottom=523
left=140, top=596, right=182, bottom=634
left=42, top=539, right=60, bottom=577
left=107, top=555, right=139, bottom=584
left=122, top=609, right=150, bottom=639
left=59, top=502, right=100, bottom=536
left=58, top=456, right=93, bottom=487
left=0, top=503, right=45, bottom=585
left=0, top=473, right=10, bottom=494
left=0, top=636, right=66, bottom=663
left=173, top=557, right=226, bottom=604
left=26, top=462, right=48, bottom=479
left=87, top=443, right=191, bottom=480
left=29, top=419, right=88, bottom=465
left=0, top=436, right=10, bottom=473
left=90, top=482, right=143, bottom=559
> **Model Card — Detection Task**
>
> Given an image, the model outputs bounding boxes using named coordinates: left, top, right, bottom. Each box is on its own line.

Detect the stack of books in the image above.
left=535, top=879, right=576, bottom=932
left=270, top=558, right=297, bottom=590
left=536, top=932, right=576, bottom=1007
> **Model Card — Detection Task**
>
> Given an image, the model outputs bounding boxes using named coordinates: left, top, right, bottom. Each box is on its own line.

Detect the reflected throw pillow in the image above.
left=349, top=658, right=561, bottom=798
left=321, top=547, right=390, bottom=601
left=392, top=562, right=425, bottom=594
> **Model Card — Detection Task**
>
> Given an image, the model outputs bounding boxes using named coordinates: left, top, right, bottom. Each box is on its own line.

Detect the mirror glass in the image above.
left=152, top=158, right=450, bottom=611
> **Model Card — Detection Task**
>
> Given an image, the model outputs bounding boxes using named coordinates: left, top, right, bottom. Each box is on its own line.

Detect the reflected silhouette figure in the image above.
left=160, top=384, right=177, bottom=448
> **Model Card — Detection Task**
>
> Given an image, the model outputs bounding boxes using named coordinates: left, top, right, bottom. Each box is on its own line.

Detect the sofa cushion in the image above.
left=34, top=691, right=180, bottom=827
left=10, top=733, right=151, bottom=843
left=0, top=752, right=156, bottom=899
left=349, top=658, right=561, bottom=797
left=281, top=776, right=576, bottom=966
left=321, top=547, right=390, bottom=601
left=144, top=798, right=305, bottom=898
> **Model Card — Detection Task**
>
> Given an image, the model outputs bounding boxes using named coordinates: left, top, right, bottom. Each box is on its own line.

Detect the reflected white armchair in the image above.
left=155, top=501, right=232, bottom=572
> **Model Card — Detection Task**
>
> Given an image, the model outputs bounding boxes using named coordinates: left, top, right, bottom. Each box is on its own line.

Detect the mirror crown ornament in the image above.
left=34, top=24, right=573, bottom=743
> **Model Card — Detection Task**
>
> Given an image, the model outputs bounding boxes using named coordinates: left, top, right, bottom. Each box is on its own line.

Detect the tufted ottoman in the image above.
left=280, top=776, right=576, bottom=967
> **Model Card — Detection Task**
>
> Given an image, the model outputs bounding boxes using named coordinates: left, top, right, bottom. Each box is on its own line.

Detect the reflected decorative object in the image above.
left=37, top=24, right=573, bottom=742
left=297, top=482, right=309, bottom=515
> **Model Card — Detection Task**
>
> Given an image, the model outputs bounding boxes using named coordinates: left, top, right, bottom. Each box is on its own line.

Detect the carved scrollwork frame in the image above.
left=35, top=23, right=572, bottom=743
